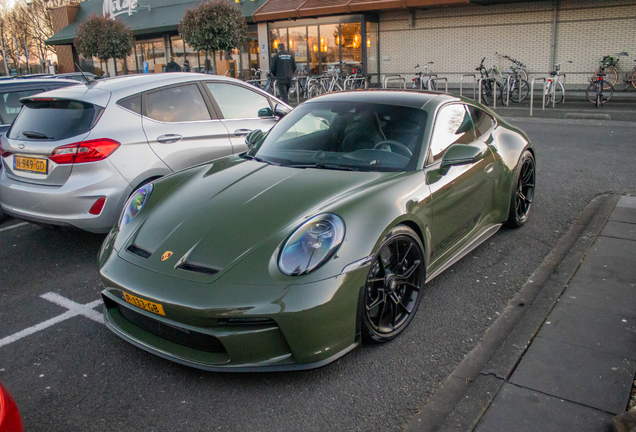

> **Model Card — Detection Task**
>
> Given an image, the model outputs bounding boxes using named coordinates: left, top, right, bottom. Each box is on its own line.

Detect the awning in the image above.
left=47, top=0, right=266, bottom=46
left=252, top=0, right=543, bottom=21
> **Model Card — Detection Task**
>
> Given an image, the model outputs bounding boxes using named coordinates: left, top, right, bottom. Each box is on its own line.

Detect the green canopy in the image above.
left=47, top=0, right=264, bottom=46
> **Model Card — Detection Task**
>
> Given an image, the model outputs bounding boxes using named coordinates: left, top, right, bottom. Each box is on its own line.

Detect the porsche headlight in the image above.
left=119, top=183, right=153, bottom=230
left=278, top=214, right=345, bottom=276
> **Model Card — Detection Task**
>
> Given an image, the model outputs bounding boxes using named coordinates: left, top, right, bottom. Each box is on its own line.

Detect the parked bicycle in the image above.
left=344, top=63, right=370, bottom=90
left=543, top=60, right=571, bottom=107
left=412, top=62, right=436, bottom=91
left=500, top=58, right=529, bottom=105
left=475, top=57, right=501, bottom=106
left=586, top=73, right=613, bottom=107
left=289, top=65, right=309, bottom=102
left=593, top=51, right=635, bottom=90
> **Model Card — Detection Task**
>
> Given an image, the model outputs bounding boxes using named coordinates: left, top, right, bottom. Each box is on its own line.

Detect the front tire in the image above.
left=362, top=226, right=425, bottom=343
left=506, top=150, right=535, bottom=228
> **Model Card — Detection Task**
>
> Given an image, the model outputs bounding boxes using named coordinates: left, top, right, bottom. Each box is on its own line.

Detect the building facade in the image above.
left=48, top=0, right=636, bottom=88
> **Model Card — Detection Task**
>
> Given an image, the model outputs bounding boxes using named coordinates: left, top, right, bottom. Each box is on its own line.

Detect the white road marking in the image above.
left=0, top=222, right=29, bottom=233
left=0, top=292, right=103, bottom=349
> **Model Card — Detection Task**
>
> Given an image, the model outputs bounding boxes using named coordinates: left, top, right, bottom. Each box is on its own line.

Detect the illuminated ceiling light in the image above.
left=273, top=40, right=279, bottom=49
left=313, top=45, right=318, bottom=52
left=367, top=38, right=371, bottom=47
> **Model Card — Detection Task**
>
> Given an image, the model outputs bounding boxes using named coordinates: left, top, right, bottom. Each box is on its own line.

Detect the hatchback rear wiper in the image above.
left=21, top=131, right=53, bottom=140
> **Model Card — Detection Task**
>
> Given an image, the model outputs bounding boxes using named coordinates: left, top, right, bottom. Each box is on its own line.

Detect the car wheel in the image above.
left=506, top=150, right=535, bottom=228
left=361, top=225, right=425, bottom=343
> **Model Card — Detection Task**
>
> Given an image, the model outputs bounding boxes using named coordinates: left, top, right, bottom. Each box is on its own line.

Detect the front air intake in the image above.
left=127, top=244, right=153, bottom=259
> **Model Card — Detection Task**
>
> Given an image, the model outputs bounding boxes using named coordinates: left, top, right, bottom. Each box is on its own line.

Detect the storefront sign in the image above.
left=103, top=0, right=139, bottom=19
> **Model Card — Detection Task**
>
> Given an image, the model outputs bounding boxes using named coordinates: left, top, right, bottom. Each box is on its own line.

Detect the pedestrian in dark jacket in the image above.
left=270, top=43, right=296, bottom=103
left=165, top=57, right=181, bottom=72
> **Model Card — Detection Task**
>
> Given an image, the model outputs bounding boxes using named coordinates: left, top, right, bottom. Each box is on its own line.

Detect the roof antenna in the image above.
left=74, top=62, right=91, bottom=85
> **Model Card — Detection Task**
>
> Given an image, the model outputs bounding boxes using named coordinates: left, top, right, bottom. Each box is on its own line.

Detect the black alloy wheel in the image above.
left=362, top=226, right=425, bottom=343
left=506, top=150, right=535, bottom=228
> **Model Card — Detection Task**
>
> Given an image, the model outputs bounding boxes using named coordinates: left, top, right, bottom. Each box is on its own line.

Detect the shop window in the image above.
left=185, top=43, right=200, bottom=72
left=144, top=85, right=211, bottom=122
left=270, top=28, right=288, bottom=56
left=308, top=26, right=319, bottom=75
left=319, top=24, right=339, bottom=72
left=289, top=26, right=307, bottom=74
left=366, top=22, right=379, bottom=84
left=206, top=83, right=270, bottom=120
left=171, top=37, right=185, bottom=68
left=340, top=22, right=361, bottom=71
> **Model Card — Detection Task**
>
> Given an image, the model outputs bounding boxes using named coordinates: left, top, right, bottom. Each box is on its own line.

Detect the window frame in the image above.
left=425, top=102, right=477, bottom=167
left=202, top=81, right=276, bottom=121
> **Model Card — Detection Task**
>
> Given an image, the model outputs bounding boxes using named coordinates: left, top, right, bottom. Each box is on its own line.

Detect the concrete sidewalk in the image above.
left=405, top=193, right=636, bottom=432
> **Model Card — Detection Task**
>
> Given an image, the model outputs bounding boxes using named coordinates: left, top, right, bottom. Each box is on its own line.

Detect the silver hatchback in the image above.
left=0, top=73, right=290, bottom=232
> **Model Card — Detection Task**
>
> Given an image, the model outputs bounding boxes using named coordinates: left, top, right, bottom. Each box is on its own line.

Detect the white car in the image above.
left=0, top=73, right=290, bottom=232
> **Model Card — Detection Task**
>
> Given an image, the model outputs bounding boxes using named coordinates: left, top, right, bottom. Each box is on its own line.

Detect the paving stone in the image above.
left=538, top=301, right=636, bottom=360
left=601, top=221, right=636, bottom=242
left=510, top=337, right=635, bottom=414
left=570, top=236, right=636, bottom=285
left=474, top=384, right=615, bottom=432
left=610, top=196, right=636, bottom=224
left=560, top=277, right=636, bottom=319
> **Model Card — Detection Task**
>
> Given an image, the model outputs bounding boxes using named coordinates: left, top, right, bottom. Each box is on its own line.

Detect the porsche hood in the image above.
left=118, top=158, right=391, bottom=282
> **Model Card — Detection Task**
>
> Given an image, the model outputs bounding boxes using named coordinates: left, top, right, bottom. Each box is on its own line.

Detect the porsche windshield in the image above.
left=253, top=101, right=428, bottom=172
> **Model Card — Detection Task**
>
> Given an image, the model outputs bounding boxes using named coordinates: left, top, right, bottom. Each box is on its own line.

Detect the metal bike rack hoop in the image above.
left=383, top=76, right=406, bottom=89
left=430, top=77, right=448, bottom=94
left=477, top=77, right=497, bottom=108
left=460, top=74, right=476, bottom=99
left=529, top=77, right=547, bottom=117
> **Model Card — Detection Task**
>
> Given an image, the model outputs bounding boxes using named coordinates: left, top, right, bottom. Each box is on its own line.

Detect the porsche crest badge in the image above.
left=161, top=251, right=173, bottom=261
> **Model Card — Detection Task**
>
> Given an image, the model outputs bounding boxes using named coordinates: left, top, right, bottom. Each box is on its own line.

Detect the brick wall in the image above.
left=378, top=0, right=636, bottom=86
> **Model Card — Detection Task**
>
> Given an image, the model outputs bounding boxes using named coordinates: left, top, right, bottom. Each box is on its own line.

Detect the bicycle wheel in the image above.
left=519, top=69, right=528, bottom=83
left=429, top=80, right=437, bottom=92
left=599, top=80, right=613, bottom=105
left=631, top=69, right=636, bottom=90
left=480, top=81, right=491, bottom=105
left=585, top=83, right=597, bottom=104
left=515, top=79, right=529, bottom=102
left=307, top=84, right=321, bottom=99
left=593, top=67, right=617, bottom=89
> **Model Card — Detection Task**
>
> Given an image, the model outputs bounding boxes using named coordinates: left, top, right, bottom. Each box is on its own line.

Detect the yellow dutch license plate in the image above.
left=14, top=156, right=48, bottom=174
left=122, top=292, right=166, bottom=316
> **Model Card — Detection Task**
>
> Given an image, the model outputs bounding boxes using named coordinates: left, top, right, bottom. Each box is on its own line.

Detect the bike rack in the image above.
left=477, top=77, right=497, bottom=108
left=460, top=74, right=476, bottom=99
left=529, top=77, right=547, bottom=117
left=344, top=76, right=369, bottom=90
left=502, top=74, right=523, bottom=106
left=430, top=77, right=448, bottom=93
left=415, top=74, right=437, bottom=90
left=559, top=73, right=567, bottom=104
left=382, top=74, right=406, bottom=89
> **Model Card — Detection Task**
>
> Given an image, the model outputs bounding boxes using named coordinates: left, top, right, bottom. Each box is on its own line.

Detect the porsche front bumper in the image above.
left=99, top=253, right=369, bottom=372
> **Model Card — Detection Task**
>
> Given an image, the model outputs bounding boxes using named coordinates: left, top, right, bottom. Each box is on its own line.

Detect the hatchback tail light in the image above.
left=49, top=139, right=120, bottom=165
left=0, top=141, right=11, bottom=158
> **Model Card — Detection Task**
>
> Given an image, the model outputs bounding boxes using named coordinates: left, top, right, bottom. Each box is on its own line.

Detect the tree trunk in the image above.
left=113, top=58, right=117, bottom=76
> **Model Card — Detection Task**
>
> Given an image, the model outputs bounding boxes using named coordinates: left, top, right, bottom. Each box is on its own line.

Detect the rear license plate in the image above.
left=122, top=292, right=166, bottom=316
left=14, top=156, right=48, bottom=174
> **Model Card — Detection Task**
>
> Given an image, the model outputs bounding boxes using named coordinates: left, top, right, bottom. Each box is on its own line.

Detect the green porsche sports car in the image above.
left=98, top=90, right=535, bottom=371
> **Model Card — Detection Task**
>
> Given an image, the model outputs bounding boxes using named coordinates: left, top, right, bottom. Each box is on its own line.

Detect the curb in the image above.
left=402, top=193, right=620, bottom=432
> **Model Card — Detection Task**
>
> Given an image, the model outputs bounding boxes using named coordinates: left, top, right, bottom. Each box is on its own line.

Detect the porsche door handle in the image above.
left=157, top=134, right=182, bottom=144
left=485, top=163, right=494, bottom=174
left=234, top=129, right=252, bottom=137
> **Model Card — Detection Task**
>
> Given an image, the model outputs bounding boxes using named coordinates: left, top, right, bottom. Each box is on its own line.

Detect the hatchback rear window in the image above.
left=8, top=99, right=103, bottom=141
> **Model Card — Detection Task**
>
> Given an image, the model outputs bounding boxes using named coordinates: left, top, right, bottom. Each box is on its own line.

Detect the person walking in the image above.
left=165, top=57, right=181, bottom=72
left=183, top=59, right=191, bottom=72
left=270, top=43, right=296, bottom=104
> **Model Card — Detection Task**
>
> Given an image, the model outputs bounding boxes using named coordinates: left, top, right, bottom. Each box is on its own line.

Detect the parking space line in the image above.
left=0, top=222, right=29, bottom=233
left=0, top=293, right=102, bottom=349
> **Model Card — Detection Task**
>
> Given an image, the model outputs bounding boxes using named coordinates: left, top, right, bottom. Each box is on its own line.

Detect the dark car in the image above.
left=0, top=78, right=80, bottom=134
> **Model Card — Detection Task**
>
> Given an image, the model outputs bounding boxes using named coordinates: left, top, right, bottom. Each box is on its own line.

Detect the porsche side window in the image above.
left=144, top=85, right=211, bottom=123
left=469, top=107, right=495, bottom=138
left=206, top=83, right=271, bottom=119
left=429, top=104, right=475, bottom=163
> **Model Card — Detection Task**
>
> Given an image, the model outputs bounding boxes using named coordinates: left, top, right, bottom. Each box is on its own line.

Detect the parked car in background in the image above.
left=0, top=77, right=80, bottom=221
left=54, top=72, right=99, bottom=83
left=0, top=78, right=80, bottom=134
left=0, top=73, right=291, bottom=232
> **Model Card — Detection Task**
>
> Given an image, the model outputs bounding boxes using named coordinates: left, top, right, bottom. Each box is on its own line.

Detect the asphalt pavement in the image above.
left=0, top=106, right=635, bottom=431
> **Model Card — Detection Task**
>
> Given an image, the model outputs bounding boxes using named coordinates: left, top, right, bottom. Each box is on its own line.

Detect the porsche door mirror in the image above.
left=274, top=103, right=291, bottom=118
left=245, top=129, right=264, bottom=150
left=258, top=107, right=274, bottom=117
left=440, top=144, right=484, bottom=170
